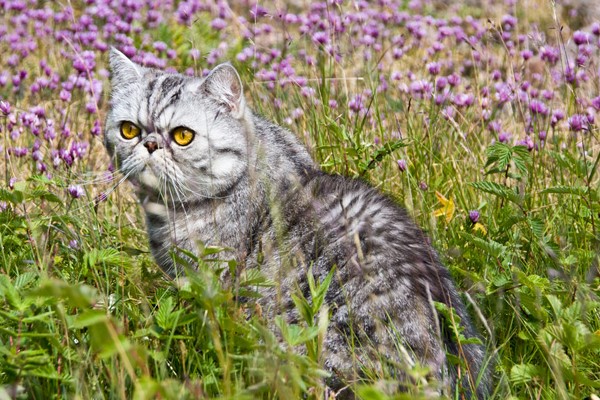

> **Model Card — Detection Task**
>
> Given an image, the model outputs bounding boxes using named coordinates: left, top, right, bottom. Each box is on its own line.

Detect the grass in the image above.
left=1, top=1, right=599, bottom=399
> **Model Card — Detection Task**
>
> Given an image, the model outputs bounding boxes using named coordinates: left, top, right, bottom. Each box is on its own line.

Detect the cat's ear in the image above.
left=199, top=63, right=246, bottom=119
left=109, top=47, right=143, bottom=86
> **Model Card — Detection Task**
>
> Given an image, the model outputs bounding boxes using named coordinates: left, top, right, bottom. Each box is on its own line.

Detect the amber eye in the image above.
left=120, top=121, right=141, bottom=140
left=171, top=127, right=195, bottom=146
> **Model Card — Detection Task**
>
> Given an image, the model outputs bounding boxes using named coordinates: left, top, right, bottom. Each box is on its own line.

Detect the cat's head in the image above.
left=105, top=48, right=252, bottom=200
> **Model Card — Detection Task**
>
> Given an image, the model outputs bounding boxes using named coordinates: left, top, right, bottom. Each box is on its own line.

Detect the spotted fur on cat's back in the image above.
left=104, top=48, right=492, bottom=398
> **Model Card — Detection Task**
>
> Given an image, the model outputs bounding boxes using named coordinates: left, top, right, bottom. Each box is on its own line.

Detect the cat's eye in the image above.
left=171, top=127, right=195, bottom=146
left=120, top=121, right=141, bottom=140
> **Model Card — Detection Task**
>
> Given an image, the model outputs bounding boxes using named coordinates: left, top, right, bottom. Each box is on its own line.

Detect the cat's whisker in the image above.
left=71, top=175, right=117, bottom=186
left=170, top=174, right=192, bottom=227
left=177, top=180, right=235, bottom=200
left=66, top=169, right=135, bottom=215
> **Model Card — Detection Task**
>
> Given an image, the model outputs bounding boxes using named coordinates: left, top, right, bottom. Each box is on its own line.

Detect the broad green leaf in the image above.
left=510, top=363, right=542, bottom=384
left=470, top=181, right=522, bottom=204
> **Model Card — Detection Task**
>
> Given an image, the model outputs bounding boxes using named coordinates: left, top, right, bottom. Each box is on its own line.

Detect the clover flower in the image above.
left=0, top=100, right=10, bottom=115
left=397, top=159, right=407, bottom=172
left=68, top=185, right=85, bottom=199
left=568, top=114, right=588, bottom=132
left=469, top=210, right=480, bottom=224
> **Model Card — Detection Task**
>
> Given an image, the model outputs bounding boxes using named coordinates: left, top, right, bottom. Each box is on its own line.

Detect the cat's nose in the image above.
left=144, top=140, right=159, bottom=154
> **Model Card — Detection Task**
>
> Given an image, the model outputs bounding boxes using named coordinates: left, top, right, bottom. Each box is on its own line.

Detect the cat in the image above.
left=104, top=48, right=491, bottom=398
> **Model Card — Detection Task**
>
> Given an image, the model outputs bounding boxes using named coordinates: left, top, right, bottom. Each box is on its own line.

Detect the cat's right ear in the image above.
left=197, top=63, right=246, bottom=119
left=109, top=47, right=143, bottom=86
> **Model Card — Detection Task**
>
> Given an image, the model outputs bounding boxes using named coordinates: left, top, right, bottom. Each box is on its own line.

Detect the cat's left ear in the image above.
left=109, top=47, right=144, bottom=87
left=199, top=63, right=246, bottom=119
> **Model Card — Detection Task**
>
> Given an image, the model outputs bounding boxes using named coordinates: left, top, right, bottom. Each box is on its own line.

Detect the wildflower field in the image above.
left=1, top=0, right=599, bottom=398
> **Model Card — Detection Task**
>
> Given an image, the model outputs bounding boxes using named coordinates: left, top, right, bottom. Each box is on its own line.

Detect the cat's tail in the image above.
left=441, top=286, right=493, bottom=399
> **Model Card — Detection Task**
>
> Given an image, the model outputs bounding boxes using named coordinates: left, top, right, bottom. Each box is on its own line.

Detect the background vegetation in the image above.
left=0, top=0, right=599, bottom=398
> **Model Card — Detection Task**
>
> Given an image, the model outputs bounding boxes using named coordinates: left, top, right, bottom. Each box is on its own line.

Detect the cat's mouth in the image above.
left=126, top=164, right=160, bottom=192
left=138, top=167, right=160, bottom=189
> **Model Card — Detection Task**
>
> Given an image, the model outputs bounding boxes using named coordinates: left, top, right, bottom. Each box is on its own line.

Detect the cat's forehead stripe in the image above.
left=141, top=74, right=186, bottom=131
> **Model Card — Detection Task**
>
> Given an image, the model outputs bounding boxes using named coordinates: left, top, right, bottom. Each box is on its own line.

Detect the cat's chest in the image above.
left=142, top=198, right=249, bottom=252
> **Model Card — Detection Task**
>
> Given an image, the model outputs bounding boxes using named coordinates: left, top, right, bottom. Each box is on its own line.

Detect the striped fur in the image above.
left=105, top=48, right=491, bottom=398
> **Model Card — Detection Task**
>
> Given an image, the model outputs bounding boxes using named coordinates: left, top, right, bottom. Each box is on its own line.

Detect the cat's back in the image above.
left=308, top=173, right=441, bottom=272
left=295, top=173, right=489, bottom=397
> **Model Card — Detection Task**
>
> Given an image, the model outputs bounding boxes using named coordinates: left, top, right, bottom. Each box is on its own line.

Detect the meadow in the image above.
left=0, top=0, right=599, bottom=398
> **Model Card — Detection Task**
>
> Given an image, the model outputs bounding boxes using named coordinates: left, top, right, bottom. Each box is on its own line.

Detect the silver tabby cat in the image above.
left=105, top=48, right=491, bottom=398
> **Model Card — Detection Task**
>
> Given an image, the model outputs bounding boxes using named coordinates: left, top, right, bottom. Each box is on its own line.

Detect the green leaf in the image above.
left=31, top=280, right=96, bottom=308
left=470, top=181, right=522, bottom=204
left=0, top=188, right=24, bottom=204
left=358, top=139, right=407, bottom=174
left=0, top=275, right=23, bottom=309
left=14, top=272, right=37, bottom=290
left=461, top=232, right=507, bottom=258
left=511, top=145, right=532, bottom=174
left=70, top=310, right=108, bottom=329
left=291, top=292, right=313, bottom=325
left=26, top=188, right=62, bottom=203
left=510, top=363, right=543, bottom=384
left=485, top=142, right=511, bottom=171
left=155, top=296, right=182, bottom=330
left=83, top=248, right=125, bottom=269
left=355, top=385, right=392, bottom=400
left=540, top=186, right=589, bottom=196
left=528, top=217, right=545, bottom=239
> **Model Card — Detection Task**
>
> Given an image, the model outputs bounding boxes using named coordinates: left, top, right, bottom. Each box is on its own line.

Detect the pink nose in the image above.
left=144, top=140, right=159, bottom=153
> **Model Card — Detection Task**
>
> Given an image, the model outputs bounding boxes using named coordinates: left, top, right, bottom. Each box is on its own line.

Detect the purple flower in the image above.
left=312, top=31, right=329, bottom=45
left=495, top=83, right=513, bottom=104
left=498, top=131, right=511, bottom=143
left=397, top=159, right=407, bottom=172
left=501, top=14, right=517, bottom=30
left=59, top=89, right=71, bottom=102
left=568, top=114, right=588, bottom=132
left=517, top=136, right=534, bottom=151
left=153, top=41, right=168, bottom=52
left=540, top=46, right=560, bottom=64
left=447, top=73, right=461, bottom=87
left=542, top=90, right=554, bottom=101
left=435, top=76, right=448, bottom=90
left=91, top=120, right=101, bottom=136
left=452, top=93, right=474, bottom=107
left=591, top=96, right=600, bottom=111
left=85, top=102, right=97, bottom=114
left=585, top=109, right=595, bottom=125
left=442, top=106, right=456, bottom=120
left=573, top=31, right=590, bottom=46
left=529, top=99, right=548, bottom=116
left=348, top=95, right=364, bottom=113
left=68, top=239, right=79, bottom=250
left=211, top=18, right=227, bottom=31
left=419, top=181, right=428, bottom=191
left=551, top=109, right=565, bottom=127
left=521, top=49, right=533, bottom=61
left=427, top=62, right=441, bottom=75
left=469, top=210, right=480, bottom=223
left=73, top=50, right=96, bottom=74
left=409, top=80, right=433, bottom=98
left=0, top=101, right=10, bottom=115
left=95, top=192, right=108, bottom=204
left=68, top=185, right=84, bottom=199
